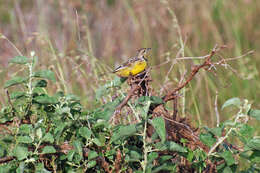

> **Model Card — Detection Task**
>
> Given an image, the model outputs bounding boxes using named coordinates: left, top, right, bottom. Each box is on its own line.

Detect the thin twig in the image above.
left=214, top=91, right=220, bottom=127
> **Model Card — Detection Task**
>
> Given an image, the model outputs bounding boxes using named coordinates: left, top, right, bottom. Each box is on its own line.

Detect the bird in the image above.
left=113, top=48, right=151, bottom=78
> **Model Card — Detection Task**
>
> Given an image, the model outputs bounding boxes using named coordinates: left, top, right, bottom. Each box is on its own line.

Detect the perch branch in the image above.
left=163, top=45, right=224, bottom=102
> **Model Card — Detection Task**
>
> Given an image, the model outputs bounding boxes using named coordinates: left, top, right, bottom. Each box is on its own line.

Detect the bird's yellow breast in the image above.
left=115, top=60, right=147, bottom=77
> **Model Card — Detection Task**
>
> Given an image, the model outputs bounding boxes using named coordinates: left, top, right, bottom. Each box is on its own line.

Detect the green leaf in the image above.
left=9, top=56, right=30, bottom=64
left=250, top=150, right=260, bottom=163
left=248, top=109, right=260, bottom=121
left=159, top=155, right=173, bottom=163
left=33, top=70, right=56, bottom=82
left=88, top=150, right=98, bottom=160
left=93, top=98, right=122, bottom=120
left=33, top=87, right=46, bottom=95
left=36, top=128, right=43, bottom=139
left=35, top=162, right=52, bottom=173
left=165, top=141, right=187, bottom=153
left=67, top=150, right=75, bottom=161
left=87, top=160, right=97, bottom=168
left=42, top=133, right=54, bottom=143
left=110, top=124, right=138, bottom=143
left=148, top=152, right=158, bottom=163
left=65, top=94, right=80, bottom=101
left=34, top=95, right=58, bottom=104
left=220, top=151, right=235, bottom=166
left=137, top=96, right=164, bottom=105
left=200, top=133, right=216, bottom=147
left=78, top=127, right=92, bottom=140
left=152, top=163, right=176, bottom=172
left=10, top=91, right=26, bottom=99
left=73, top=140, right=83, bottom=158
left=223, top=166, right=233, bottom=173
left=19, top=124, right=32, bottom=135
left=34, top=80, right=47, bottom=88
left=4, top=76, right=27, bottom=88
left=221, top=97, right=241, bottom=110
left=129, top=150, right=142, bottom=160
left=247, top=138, right=260, bottom=150
left=17, top=136, right=33, bottom=144
left=41, top=146, right=56, bottom=154
left=239, top=124, right=254, bottom=143
left=150, top=117, right=166, bottom=143
left=93, top=138, right=102, bottom=147
left=13, top=146, right=28, bottom=160
left=204, top=127, right=222, bottom=137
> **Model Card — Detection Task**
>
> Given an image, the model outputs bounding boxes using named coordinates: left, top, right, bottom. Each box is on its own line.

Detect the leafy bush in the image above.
left=0, top=53, right=260, bottom=172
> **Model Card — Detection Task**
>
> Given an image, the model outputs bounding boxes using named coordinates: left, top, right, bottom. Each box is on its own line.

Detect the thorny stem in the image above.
left=142, top=100, right=151, bottom=173
left=142, top=115, right=148, bottom=173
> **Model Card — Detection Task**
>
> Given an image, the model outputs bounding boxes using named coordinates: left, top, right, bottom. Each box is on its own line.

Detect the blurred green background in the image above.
left=0, top=0, right=259, bottom=127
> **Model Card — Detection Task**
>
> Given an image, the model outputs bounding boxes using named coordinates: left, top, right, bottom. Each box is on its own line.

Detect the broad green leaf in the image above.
left=67, top=150, right=75, bottom=161
left=78, top=127, right=92, bottom=140
left=36, top=128, right=43, bottom=139
left=88, top=150, right=98, bottom=160
left=13, top=146, right=28, bottom=160
left=110, top=124, right=138, bottom=143
left=247, top=138, right=260, bottom=150
left=221, top=97, right=241, bottom=110
left=19, top=124, right=32, bottom=135
left=10, top=91, right=26, bottom=99
left=137, top=96, right=164, bottom=105
left=33, top=70, right=56, bottom=82
left=87, top=160, right=97, bottom=168
left=33, top=87, right=46, bottom=95
left=9, top=56, right=30, bottom=64
left=152, top=163, right=176, bottom=172
left=204, top=127, right=222, bottom=137
left=165, top=141, right=187, bottom=153
left=220, top=151, right=235, bottom=166
left=223, top=166, right=232, bottom=173
left=17, top=136, right=33, bottom=144
left=148, top=152, right=158, bottom=163
left=41, top=146, right=56, bottom=154
left=200, top=133, right=216, bottom=147
left=73, top=140, right=83, bottom=158
left=239, top=124, right=254, bottom=143
left=42, top=133, right=54, bottom=143
left=34, top=80, right=47, bottom=88
left=93, top=138, right=102, bottom=147
left=34, top=95, right=58, bottom=104
left=248, top=109, right=260, bottom=121
left=65, top=94, right=80, bottom=101
left=250, top=150, right=260, bottom=163
left=129, top=150, right=142, bottom=160
left=93, top=98, right=122, bottom=120
left=16, top=162, right=25, bottom=172
left=150, top=117, right=166, bottom=143
left=35, top=162, right=52, bottom=173
left=4, top=76, right=27, bottom=88
left=159, top=155, right=173, bottom=163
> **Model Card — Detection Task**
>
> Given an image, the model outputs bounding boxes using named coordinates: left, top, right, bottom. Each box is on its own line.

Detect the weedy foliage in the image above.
left=0, top=54, right=260, bottom=172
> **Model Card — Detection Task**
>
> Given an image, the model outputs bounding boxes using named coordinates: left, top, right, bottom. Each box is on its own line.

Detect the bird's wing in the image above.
left=113, top=57, right=138, bottom=72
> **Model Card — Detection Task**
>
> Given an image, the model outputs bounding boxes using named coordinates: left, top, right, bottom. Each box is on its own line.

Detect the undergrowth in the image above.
left=0, top=50, right=259, bottom=173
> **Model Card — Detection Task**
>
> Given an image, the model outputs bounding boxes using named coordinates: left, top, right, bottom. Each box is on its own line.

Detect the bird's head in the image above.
left=136, top=48, right=151, bottom=58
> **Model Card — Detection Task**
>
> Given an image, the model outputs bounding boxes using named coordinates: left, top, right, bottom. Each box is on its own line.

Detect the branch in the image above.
left=163, top=45, right=223, bottom=102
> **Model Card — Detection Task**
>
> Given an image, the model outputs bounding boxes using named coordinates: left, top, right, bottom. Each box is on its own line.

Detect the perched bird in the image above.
left=113, top=48, right=151, bottom=77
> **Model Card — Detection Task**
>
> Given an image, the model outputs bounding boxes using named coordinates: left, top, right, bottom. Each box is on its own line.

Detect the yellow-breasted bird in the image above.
left=113, top=48, right=151, bottom=77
